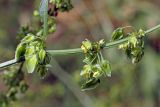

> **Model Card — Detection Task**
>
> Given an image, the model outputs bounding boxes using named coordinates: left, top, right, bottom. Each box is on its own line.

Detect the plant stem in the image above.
left=0, top=24, right=160, bottom=68
left=0, top=59, right=17, bottom=68
left=145, top=24, right=160, bottom=34
left=47, top=48, right=82, bottom=55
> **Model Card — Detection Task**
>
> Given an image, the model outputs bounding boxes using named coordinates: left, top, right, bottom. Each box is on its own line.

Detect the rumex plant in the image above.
left=0, top=0, right=160, bottom=106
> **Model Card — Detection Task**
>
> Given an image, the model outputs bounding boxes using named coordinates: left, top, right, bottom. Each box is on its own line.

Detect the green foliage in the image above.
left=112, top=27, right=146, bottom=63
left=15, top=33, right=51, bottom=77
left=0, top=0, right=160, bottom=106
left=80, top=39, right=111, bottom=90
left=0, top=65, right=28, bottom=107
left=50, top=0, right=73, bottom=12
left=112, top=28, right=124, bottom=40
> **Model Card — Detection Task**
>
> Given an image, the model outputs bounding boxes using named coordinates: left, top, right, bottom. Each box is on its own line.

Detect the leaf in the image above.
left=36, top=65, right=48, bottom=78
left=25, top=54, right=37, bottom=73
left=25, top=46, right=37, bottom=73
left=80, top=65, right=91, bottom=78
left=15, top=43, right=26, bottom=61
left=112, top=28, right=124, bottom=40
left=21, top=33, right=35, bottom=43
left=39, top=0, right=48, bottom=37
left=81, top=39, right=92, bottom=53
left=129, top=35, right=138, bottom=47
left=43, top=53, right=51, bottom=64
left=38, top=49, right=46, bottom=64
left=81, top=78, right=100, bottom=91
left=101, top=60, right=111, bottom=77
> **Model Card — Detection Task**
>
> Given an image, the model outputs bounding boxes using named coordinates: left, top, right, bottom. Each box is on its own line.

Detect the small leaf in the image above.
left=48, top=25, right=56, bottom=33
left=36, top=65, right=48, bottom=78
left=129, top=35, right=138, bottom=47
left=15, top=43, right=26, bottom=61
left=81, top=39, right=92, bottom=53
left=93, top=71, right=101, bottom=78
left=38, top=49, right=46, bottom=64
left=138, top=29, right=145, bottom=37
left=80, top=65, right=91, bottom=78
left=101, top=60, right=111, bottom=77
left=25, top=54, right=37, bottom=73
left=21, top=33, right=35, bottom=43
left=92, top=64, right=102, bottom=78
left=81, top=78, right=100, bottom=91
left=25, top=46, right=35, bottom=56
left=112, top=28, right=124, bottom=40
left=25, top=46, right=37, bottom=73
left=19, top=81, right=28, bottom=93
left=43, top=53, right=51, bottom=64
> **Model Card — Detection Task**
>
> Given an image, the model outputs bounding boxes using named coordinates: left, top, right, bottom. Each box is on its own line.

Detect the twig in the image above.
left=0, top=24, right=160, bottom=69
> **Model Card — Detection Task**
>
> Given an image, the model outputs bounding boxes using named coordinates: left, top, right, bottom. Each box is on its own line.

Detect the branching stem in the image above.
left=0, top=24, right=160, bottom=69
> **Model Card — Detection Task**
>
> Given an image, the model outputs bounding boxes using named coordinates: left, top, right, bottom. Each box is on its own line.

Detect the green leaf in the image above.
left=43, top=53, right=51, bottom=64
left=101, top=60, right=111, bottom=77
left=25, top=46, right=37, bottom=73
left=36, top=65, right=48, bottom=78
left=25, top=54, right=37, bottom=73
left=21, top=33, right=35, bottom=43
left=15, top=43, right=26, bottom=61
left=80, top=65, right=91, bottom=78
left=129, top=35, right=138, bottom=47
left=92, top=64, right=102, bottom=78
left=19, top=81, right=28, bottom=93
left=112, top=28, right=124, bottom=40
left=81, top=78, right=100, bottom=91
left=81, top=39, right=92, bottom=53
left=38, top=49, right=46, bottom=64
left=48, top=24, right=56, bottom=33
left=138, top=29, right=145, bottom=37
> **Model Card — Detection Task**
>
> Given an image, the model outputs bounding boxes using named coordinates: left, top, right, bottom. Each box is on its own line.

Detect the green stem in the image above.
left=145, top=24, right=160, bottom=34
left=0, top=59, right=17, bottom=68
left=47, top=48, right=82, bottom=55
left=0, top=24, right=160, bottom=68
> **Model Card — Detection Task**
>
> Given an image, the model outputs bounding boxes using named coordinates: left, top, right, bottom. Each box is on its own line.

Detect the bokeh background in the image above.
left=0, top=0, right=160, bottom=107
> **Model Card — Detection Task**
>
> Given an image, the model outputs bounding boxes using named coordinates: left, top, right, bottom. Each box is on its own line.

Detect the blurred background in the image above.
left=0, top=0, right=160, bottom=107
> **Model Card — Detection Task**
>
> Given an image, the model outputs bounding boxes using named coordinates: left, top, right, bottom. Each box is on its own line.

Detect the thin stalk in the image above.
left=145, top=24, right=160, bottom=34
left=0, top=24, right=160, bottom=68
left=47, top=48, right=82, bottom=55
left=0, top=59, right=17, bottom=68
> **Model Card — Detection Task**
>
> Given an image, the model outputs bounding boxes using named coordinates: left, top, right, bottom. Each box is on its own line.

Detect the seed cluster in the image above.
left=111, top=27, right=146, bottom=63
left=15, top=34, right=51, bottom=77
left=81, top=39, right=111, bottom=91
left=48, top=0, right=73, bottom=17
